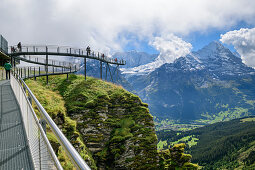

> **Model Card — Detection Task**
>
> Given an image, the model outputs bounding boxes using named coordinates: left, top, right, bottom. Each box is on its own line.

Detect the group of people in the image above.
left=11, top=42, right=22, bottom=53
left=86, top=46, right=121, bottom=63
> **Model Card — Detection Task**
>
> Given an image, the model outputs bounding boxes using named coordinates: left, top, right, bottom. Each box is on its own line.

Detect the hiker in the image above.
left=11, top=46, right=15, bottom=53
left=17, top=42, right=22, bottom=52
left=86, top=46, right=91, bottom=55
left=102, top=54, right=104, bottom=59
left=115, top=58, right=117, bottom=62
left=4, top=61, right=12, bottom=80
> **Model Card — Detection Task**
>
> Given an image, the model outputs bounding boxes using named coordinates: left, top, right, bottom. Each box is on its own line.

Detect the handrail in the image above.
left=10, top=73, right=63, bottom=169
left=15, top=66, right=79, bottom=79
left=16, top=73, right=91, bottom=170
left=13, top=53, right=80, bottom=69
left=8, top=45, right=126, bottom=65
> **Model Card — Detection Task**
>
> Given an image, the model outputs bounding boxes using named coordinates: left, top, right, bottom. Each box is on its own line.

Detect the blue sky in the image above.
left=123, top=21, right=255, bottom=54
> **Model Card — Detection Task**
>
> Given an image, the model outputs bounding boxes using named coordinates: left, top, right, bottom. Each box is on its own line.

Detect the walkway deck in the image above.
left=0, top=80, right=33, bottom=170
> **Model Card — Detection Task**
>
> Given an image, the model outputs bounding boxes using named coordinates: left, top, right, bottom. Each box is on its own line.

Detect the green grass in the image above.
left=25, top=77, right=97, bottom=170
left=26, top=74, right=159, bottom=169
left=241, top=117, right=255, bottom=123
left=171, top=135, right=199, bottom=147
left=197, top=107, right=250, bottom=124
left=157, top=140, right=168, bottom=150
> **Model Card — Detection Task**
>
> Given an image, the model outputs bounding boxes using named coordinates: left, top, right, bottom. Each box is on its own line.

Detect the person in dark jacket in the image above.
left=86, top=46, right=91, bottom=55
left=4, top=61, right=12, bottom=79
left=17, top=42, right=22, bottom=51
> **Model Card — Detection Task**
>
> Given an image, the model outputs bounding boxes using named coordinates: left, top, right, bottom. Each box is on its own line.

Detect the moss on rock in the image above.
left=28, top=74, right=159, bottom=169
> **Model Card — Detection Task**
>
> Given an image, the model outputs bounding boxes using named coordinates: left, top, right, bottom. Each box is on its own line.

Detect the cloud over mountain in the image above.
left=220, top=28, right=255, bottom=67
left=150, top=34, right=192, bottom=64
left=122, top=34, right=191, bottom=74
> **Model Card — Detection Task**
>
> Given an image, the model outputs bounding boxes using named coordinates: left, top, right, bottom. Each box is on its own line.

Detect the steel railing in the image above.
left=8, top=45, right=126, bottom=65
left=10, top=73, right=91, bottom=170
left=13, top=54, right=80, bottom=69
left=14, top=65, right=79, bottom=79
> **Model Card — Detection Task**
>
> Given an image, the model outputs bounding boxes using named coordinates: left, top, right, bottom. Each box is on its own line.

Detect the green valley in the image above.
left=157, top=117, right=255, bottom=169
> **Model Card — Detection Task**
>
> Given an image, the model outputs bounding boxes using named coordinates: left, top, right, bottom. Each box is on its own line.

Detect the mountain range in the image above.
left=114, top=41, right=255, bottom=124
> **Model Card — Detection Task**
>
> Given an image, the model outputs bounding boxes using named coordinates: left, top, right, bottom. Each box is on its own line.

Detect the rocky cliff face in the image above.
left=27, top=75, right=159, bottom=169
left=63, top=75, right=159, bottom=169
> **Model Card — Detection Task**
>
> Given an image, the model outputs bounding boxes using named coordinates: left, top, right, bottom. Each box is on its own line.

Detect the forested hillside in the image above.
left=157, top=117, right=255, bottom=169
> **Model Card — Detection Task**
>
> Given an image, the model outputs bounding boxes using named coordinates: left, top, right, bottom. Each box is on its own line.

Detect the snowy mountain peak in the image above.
left=196, top=41, right=231, bottom=59
left=206, top=41, right=225, bottom=50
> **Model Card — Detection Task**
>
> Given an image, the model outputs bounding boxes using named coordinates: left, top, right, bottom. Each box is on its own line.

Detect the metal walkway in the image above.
left=0, top=80, right=33, bottom=170
left=0, top=42, right=127, bottom=169
left=9, top=45, right=126, bottom=65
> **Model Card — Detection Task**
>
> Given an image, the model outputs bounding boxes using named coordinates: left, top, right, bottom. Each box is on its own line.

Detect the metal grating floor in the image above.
left=0, top=80, right=33, bottom=170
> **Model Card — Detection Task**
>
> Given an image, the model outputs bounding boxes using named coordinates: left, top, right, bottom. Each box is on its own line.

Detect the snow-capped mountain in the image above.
left=120, top=41, right=255, bottom=122
left=122, top=41, right=254, bottom=78
left=113, top=50, right=158, bottom=68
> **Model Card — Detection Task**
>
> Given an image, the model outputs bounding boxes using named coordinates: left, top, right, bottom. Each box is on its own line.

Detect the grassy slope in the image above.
left=26, top=74, right=159, bottom=169
left=157, top=117, right=255, bottom=169
left=25, top=78, right=97, bottom=170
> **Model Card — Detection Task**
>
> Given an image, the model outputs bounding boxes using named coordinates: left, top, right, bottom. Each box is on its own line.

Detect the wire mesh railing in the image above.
left=10, top=72, right=91, bottom=170
left=8, top=45, right=126, bottom=65
left=10, top=73, right=62, bottom=170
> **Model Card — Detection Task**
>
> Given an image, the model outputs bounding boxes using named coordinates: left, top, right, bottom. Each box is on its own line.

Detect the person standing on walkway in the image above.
left=17, top=42, right=22, bottom=52
left=4, top=61, right=12, bottom=79
left=86, top=46, right=91, bottom=55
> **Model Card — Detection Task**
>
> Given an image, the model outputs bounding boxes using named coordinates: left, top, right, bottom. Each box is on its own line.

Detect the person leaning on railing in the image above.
left=4, top=61, right=12, bottom=80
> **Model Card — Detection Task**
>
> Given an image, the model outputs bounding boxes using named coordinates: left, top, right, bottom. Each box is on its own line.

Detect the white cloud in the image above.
left=150, top=34, right=192, bottom=63
left=220, top=28, right=255, bottom=67
left=0, top=0, right=255, bottom=54
left=121, top=34, right=192, bottom=74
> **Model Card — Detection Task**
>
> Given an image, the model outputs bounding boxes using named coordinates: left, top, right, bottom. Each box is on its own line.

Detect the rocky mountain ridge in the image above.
left=120, top=41, right=255, bottom=123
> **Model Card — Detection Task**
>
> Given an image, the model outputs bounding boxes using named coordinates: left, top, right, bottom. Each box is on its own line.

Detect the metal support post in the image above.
left=105, top=63, right=107, bottom=81
left=46, top=47, right=48, bottom=84
left=28, top=67, right=30, bottom=77
left=24, top=68, right=26, bottom=78
left=116, top=65, right=119, bottom=84
left=100, top=61, right=102, bottom=80
left=84, top=57, right=86, bottom=80
left=34, top=67, right=36, bottom=80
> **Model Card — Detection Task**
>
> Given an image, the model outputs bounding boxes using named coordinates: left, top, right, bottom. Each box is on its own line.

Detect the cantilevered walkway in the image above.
left=9, top=45, right=125, bottom=66
left=0, top=43, right=126, bottom=169
left=0, top=80, right=33, bottom=170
